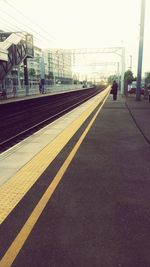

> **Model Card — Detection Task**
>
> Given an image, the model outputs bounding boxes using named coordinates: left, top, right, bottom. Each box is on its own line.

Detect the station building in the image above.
left=0, top=30, right=73, bottom=96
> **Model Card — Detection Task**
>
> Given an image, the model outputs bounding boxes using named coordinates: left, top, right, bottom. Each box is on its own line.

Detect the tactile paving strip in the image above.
left=0, top=88, right=110, bottom=224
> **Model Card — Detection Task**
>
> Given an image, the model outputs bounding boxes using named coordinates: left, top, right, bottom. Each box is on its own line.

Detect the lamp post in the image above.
left=117, top=62, right=120, bottom=87
left=129, top=55, right=132, bottom=70
left=23, top=58, right=29, bottom=96
left=136, top=0, right=146, bottom=101
left=121, top=47, right=125, bottom=95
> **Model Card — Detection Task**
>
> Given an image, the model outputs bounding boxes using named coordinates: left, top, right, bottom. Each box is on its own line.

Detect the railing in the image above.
left=0, top=84, right=85, bottom=100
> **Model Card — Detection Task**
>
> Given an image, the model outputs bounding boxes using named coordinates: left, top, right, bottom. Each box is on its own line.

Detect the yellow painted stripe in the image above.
left=0, top=88, right=110, bottom=224
left=0, top=90, right=108, bottom=267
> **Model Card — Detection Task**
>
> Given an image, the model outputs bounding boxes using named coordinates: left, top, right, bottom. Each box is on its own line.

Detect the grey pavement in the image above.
left=126, top=94, right=150, bottom=143
left=1, top=92, right=150, bottom=267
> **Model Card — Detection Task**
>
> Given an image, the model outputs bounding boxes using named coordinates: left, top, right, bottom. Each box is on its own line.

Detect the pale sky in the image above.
left=0, top=0, right=150, bottom=76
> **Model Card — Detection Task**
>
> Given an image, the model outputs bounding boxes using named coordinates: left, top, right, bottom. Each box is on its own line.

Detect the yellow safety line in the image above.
left=0, top=90, right=109, bottom=267
left=0, top=88, right=110, bottom=224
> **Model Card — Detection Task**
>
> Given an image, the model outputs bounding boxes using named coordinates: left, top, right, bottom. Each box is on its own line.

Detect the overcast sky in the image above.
left=0, top=0, right=149, bottom=76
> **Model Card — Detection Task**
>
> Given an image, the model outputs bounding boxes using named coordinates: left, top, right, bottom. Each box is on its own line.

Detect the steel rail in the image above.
left=0, top=89, right=102, bottom=152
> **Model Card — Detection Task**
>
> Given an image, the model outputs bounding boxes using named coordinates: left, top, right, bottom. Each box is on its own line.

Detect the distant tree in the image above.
left=144, top=72, right=150, bottom=99
left=74, top=80, right=78, bottom=84
left=107, top=75, right=118, bottom=84
left=124, top=70, right=134, bottom=84
left=124, top=70, right=134, bottom=95
left=145, top=72, right=150, bottom=86
left=47, top=71, right=53, bottom=79
left=29, top=68, right=36, bottom=77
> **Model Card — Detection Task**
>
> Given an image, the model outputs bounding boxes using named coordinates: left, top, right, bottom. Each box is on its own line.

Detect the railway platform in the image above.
left=0, top=88, right=150, bottom=267
left=0, top=84, right=84, bottom=105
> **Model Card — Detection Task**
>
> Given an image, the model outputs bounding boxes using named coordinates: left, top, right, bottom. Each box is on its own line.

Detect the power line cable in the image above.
left=0, top=22, right=45, bottom=53
left=4, top=0, right=58, bottom=43
left=0, top=0, right=58, bottom=46
left=0, top=8, right=49, bottom=44
left=0, top=15, right=44, bottom=46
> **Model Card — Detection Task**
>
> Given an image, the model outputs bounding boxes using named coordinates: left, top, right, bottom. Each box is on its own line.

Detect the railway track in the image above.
left=0, top=86, right=104, bottom=152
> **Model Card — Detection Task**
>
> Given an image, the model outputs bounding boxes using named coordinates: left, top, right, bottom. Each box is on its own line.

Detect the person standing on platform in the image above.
left=39, top=80, right=42, bottom=94
left=111, top=80, right=118, bottom=100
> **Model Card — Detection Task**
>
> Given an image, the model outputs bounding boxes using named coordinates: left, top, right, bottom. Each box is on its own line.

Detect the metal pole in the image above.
left=136, top=0, right=146, bottom=101
left=18, top=66, right=21, bottom=91
left=23, top=58, right=29, bottom=96
left=117, top=62, right=120, bottom=86
left=40, top=57, right=45, bottom=80
left=53, top=74, right=56, bottom=86
left=121, top=47, right=125, bottom=95
left=129, top=55, right=132, bottom=70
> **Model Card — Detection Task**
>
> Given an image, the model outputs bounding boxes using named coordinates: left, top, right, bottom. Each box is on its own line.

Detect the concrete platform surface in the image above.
left=0, top=91, right=150, bottom=267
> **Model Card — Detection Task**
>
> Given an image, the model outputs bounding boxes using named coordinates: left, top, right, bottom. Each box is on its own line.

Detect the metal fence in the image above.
left=0, top=83, right=84, bottom=100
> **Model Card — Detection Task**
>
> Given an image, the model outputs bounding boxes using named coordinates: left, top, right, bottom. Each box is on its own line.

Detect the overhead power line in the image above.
left=0, top=16, right=43, bottom=48
left=4, top=0, right=57, bottom=43
left=0, top=0, right=58, bottom=47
